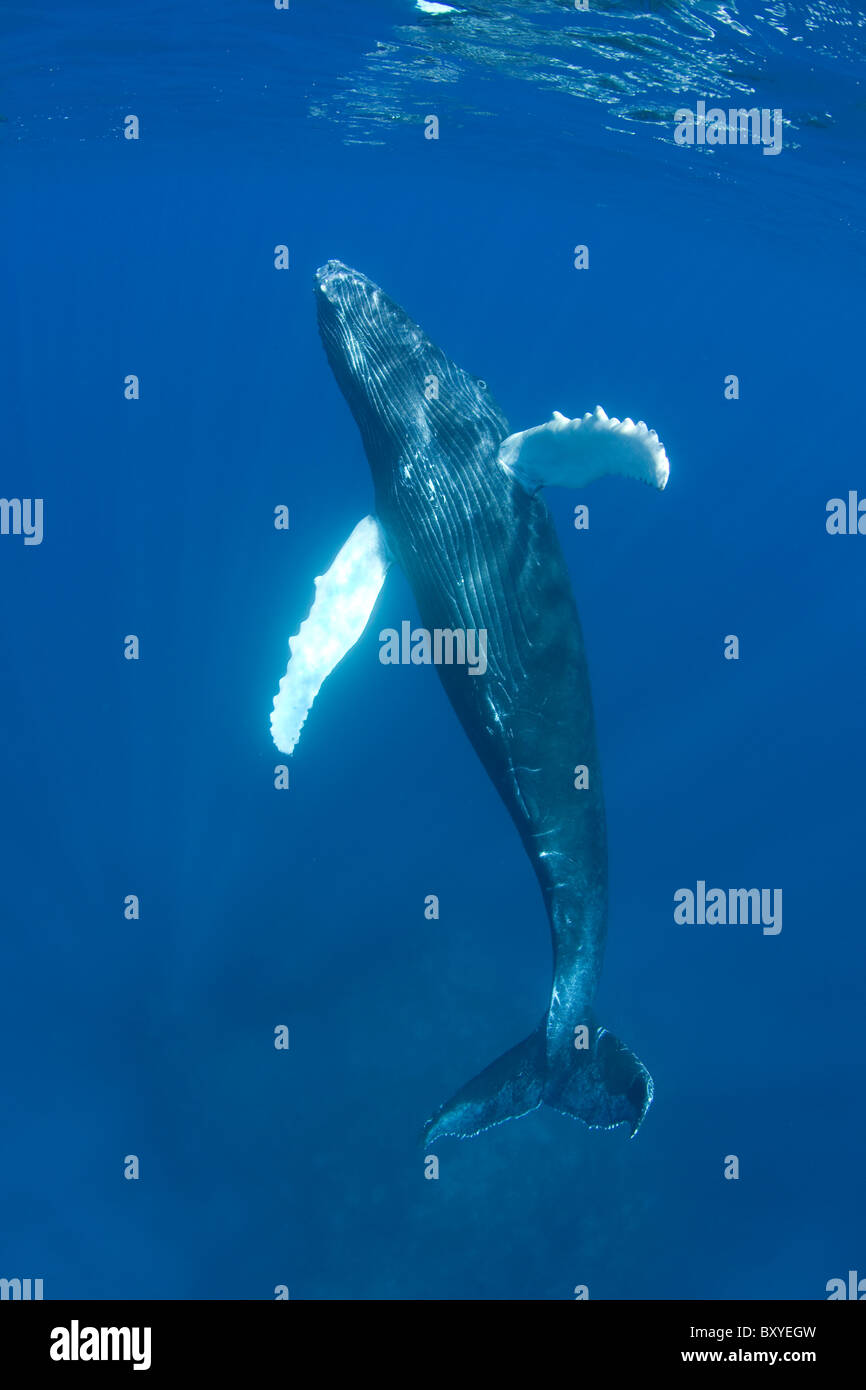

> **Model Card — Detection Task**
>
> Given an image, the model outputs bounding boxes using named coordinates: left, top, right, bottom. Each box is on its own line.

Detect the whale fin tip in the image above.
left=423, top=1026, right=545, bottom=1145
left=499, top=408, right=670, bottom=493
left=549, top=1027, right=654, bottom=1137
left=270, top=515, right=390, bottom=756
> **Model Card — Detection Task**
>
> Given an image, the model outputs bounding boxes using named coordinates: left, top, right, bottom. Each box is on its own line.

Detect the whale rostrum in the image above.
left=272, top=260, right=669, bottom=1142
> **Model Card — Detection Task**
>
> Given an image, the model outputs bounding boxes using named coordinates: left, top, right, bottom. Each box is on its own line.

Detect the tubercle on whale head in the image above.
left=313, top=259, right=509, bottom=478
left=315, top=259, right=426, bottom=361
left=314, top=259, right=434, bottom=471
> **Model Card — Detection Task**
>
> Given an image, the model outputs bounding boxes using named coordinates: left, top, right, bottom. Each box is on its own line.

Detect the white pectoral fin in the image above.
left=270, top=515, right=390, bottom=755
left=498, top=406, right=670, bottom=493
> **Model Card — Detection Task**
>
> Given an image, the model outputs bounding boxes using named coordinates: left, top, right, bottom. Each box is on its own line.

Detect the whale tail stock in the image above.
left=422, top=1020, right=653, bottom=1145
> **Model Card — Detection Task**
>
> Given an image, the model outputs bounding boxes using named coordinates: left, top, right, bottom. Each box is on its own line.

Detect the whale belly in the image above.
left=377, top=447, right=608, bottom=1005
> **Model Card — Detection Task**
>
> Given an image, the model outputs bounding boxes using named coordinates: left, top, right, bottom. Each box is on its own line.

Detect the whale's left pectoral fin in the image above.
left=270, top=514, right=390, bottom=755
left=498, top=407, right=670, bottom=493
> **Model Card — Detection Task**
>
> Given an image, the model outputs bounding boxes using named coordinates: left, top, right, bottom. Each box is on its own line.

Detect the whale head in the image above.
left=314, top=260, right=509, bottom=484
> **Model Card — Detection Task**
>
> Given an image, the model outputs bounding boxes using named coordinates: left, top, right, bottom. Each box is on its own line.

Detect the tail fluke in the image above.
left=545, top=1026, right=653, bottom=1138
left=423, top=1025, right=545, bottom=1145
left=423, top=1022, right=652, bottom=1145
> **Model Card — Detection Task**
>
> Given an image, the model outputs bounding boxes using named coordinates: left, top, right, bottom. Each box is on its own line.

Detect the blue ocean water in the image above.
left=1, top=0, right=864, bottom=1300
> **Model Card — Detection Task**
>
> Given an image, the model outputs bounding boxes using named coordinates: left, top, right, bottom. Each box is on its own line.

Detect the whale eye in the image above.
left=478, top=379, right=487, bottom=390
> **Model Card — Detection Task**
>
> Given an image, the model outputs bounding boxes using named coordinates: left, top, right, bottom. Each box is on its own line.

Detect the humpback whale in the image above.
left=271, top=260, right=669, bottom=1143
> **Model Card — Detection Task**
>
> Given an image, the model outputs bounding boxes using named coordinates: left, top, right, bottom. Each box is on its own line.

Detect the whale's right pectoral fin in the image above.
left=498, top=407, right=670, bottom=493
left=270, top=514, right=390, bottom=755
